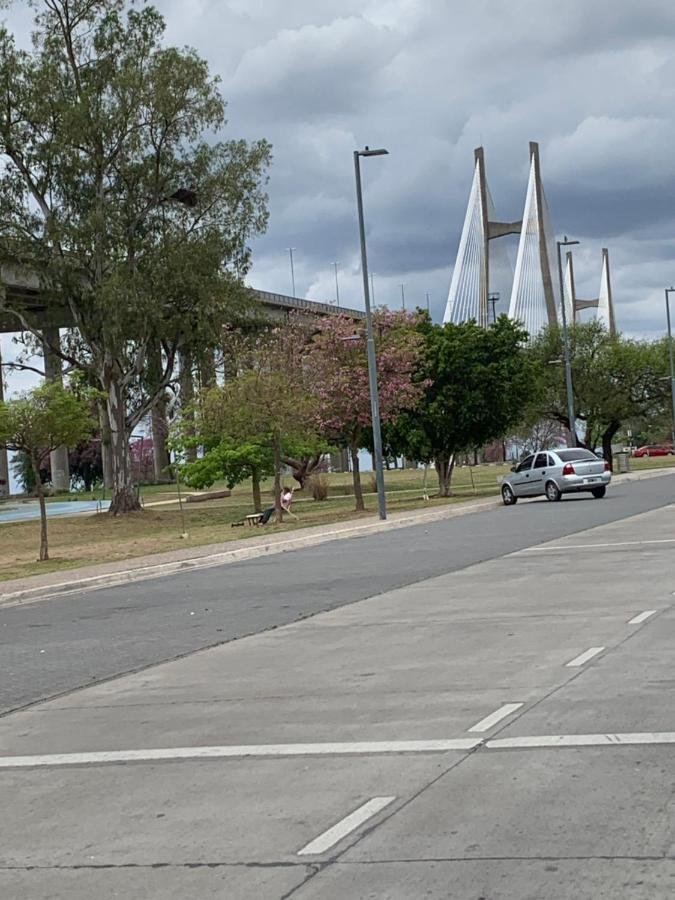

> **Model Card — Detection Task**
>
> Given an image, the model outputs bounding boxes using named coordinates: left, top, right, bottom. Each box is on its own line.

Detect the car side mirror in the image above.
left=510, top=465, right=517, bottom=472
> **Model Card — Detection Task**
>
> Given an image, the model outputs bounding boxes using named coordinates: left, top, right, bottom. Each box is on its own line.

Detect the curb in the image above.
left=0, top=495, right=502, bottom=608
left=1, top=466, right=671, bottom=608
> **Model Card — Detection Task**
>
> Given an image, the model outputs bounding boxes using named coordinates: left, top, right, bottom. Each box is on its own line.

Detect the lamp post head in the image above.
left=559, top=236, right=580, bottom=248
left=359, top=146, right=389, bottom=157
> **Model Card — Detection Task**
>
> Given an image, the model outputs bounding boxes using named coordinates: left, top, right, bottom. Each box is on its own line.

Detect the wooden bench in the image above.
left=245, top=513, right=264, bottom=526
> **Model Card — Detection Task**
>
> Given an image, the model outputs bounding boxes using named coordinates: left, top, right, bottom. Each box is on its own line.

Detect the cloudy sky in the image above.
left=3, top=0, right=675, bottom=395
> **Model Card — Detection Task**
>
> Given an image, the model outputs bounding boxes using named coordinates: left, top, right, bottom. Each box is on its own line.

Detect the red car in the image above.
left=632, top=444, right=674, bottom=457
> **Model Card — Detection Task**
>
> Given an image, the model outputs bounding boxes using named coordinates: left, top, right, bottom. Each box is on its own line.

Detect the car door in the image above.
left=511, top=455, right=535, bottom=496
left=528, top=452, right=549, bottom=496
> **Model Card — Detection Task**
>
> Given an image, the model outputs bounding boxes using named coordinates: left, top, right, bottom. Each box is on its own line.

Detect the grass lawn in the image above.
left=0, top=456, right=671, bottom=584
left=0, top=464, right=509, bottom=582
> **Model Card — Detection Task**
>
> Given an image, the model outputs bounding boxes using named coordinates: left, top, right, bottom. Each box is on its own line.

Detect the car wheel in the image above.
left=501, top=484, right=517, bottom=506
left=545, top=480, right=562, bottom=502
left=591, top=486, right=606, bottom=499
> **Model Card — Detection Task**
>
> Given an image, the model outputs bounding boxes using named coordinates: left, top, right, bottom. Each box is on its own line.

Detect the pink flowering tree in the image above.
left=307, top=309, right=426, bottom=511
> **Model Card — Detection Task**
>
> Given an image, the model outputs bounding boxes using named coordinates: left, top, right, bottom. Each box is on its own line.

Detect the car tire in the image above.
left=545, top=480, right=562, bottom=502
left=591, top=486, right=606, bottom=499
left=501, top=484, right=517, bottom=506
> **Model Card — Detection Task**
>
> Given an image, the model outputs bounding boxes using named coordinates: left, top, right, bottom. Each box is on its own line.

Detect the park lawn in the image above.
left=2, top=456, right=671, bottom=583
left=0, top=464, right=509, bottom=582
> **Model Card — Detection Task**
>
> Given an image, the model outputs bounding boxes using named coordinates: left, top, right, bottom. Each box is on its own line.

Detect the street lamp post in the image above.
left=400, top=284, right=405, bottom=310
left=332, top=262, right=340, bottom=307
left=425, top=291, right=430, bottom=313
left=354, top=146, right=388, bottom=521
left=286, top=247, right=296, bottom=298
left=556, top=235, right=580, bottom=446
left=665, top=288, right=675, bottom=448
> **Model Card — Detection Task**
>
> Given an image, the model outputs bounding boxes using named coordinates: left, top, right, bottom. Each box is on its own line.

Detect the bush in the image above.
left=310, top=474, right=329, bottom=501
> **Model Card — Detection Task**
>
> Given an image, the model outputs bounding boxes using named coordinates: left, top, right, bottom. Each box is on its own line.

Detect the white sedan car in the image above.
left=501, top=448, right=611, bottom=505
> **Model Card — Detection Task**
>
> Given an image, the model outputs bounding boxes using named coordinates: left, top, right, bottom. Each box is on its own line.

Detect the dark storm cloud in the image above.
left=4, top=0, right=675, bottom=332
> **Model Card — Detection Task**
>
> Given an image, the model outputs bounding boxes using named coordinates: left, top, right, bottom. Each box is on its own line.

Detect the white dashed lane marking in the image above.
left=628, top=609, right=658, bottom=624
left=487, top=732, right=675, bottom=749
left=468, top=703, right=524, bottom=733
left=297, top=796, right=396, bottom=856
left=0, top=739, right=481, bottom=769
left=565, top=646, right=605, bottom=667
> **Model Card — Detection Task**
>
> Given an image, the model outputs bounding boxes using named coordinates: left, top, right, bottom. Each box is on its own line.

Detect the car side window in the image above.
left=547, top=454, right=556, bottom=466
left=533, top=453, right=547, bottom=469
left=516, top=455, right=534, bottom=473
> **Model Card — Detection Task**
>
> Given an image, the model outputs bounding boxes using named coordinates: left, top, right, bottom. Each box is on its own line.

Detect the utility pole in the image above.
left=354, top=146, right=389, bottom=521
left=286, top=247, right=296, bottom=297
left=332, top=261, right=340, bottom=307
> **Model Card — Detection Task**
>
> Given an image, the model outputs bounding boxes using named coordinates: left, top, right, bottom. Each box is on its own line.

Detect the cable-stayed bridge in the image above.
left=443, top=142, right=616, bottom=336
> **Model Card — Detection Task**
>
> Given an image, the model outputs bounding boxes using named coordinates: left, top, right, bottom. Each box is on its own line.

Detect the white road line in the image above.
left=487, top=732, right=675, bottom=749
left=628, top=609, right=658, bottom=625
left=468, top=702, right=524, bottom=733
left=523, top=537, right=675, bottom=552
left=297, top=796, right=396, bottom=856
left=565, top=646, right=604, bottom=667
left=0, top=739, right=481, bottom=769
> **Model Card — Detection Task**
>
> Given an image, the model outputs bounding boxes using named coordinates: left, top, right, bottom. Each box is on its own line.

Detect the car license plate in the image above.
left=583, top=477, right=598, bottom=483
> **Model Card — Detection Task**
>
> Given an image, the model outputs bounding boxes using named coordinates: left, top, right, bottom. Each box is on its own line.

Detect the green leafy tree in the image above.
left=0, top=383, right=95, bottom=559
left=182, top=438, right=273, bottom=513
left=527, top=322, right=670, bottom=468
left=390, top=316, right=534, bottom=496
left=192, top=327, right=317, bottom=522
left=0, top=0, right=271, bottom=514
left=307, top=310, right=425, bottom=511
left=10, top=448, right=49, bottom=494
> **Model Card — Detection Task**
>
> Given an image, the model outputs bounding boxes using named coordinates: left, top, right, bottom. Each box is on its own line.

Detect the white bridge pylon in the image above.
left=564, top=247, right=616, bottom=335
left=444, top=142, right=616, bottom=336
left=444, top=147, right=522, bottom=328
left=508, top=144, right=559, bottom=335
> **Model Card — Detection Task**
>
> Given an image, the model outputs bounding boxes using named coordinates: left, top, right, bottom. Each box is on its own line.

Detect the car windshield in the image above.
left=557, top=449, right=598, bottom=462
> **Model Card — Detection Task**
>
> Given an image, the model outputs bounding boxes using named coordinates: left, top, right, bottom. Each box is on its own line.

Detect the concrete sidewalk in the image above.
left=0, top=500, right=674, bottom=898
left=1, top=466, right=670, bottom=606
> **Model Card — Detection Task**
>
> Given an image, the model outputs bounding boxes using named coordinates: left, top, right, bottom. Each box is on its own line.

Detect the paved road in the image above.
left=1, top=489, right=674, bottom=898
left=2, top=475, right=674, bottom=715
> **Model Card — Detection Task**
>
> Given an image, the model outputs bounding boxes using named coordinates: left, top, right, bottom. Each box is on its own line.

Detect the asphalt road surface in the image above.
left=1, top=476, right=674, bottom=898
left=2, top=475, right=674, bottom=715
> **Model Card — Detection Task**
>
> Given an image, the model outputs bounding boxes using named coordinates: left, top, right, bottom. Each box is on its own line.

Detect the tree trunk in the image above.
left=350, top=441, right=365, bottom=511
left=281, top=453, right=322, bottom=488
left=602, top=422, right=620, bottom=472
left=106, top=377, right=141, bottom=515
left=151, top=398, right=171, bottom=483
left=251, top=466, right=262, bottom=513
left=198, top=351, right=217, bottom=391
left=32, top=454, right=49, bottom=561
left=435, top=454, right=455, bottom=497
left=273, top=429, right=283, bottom=524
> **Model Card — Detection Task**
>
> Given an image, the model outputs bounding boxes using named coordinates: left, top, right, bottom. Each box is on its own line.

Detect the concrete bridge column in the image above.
left=179, top=348, right=197, bottom=463
left=0, top=344, right=9, bottom=498
left=42, top=327, right=70, bottom=492
left=147, top=341, right=171, bottom=483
